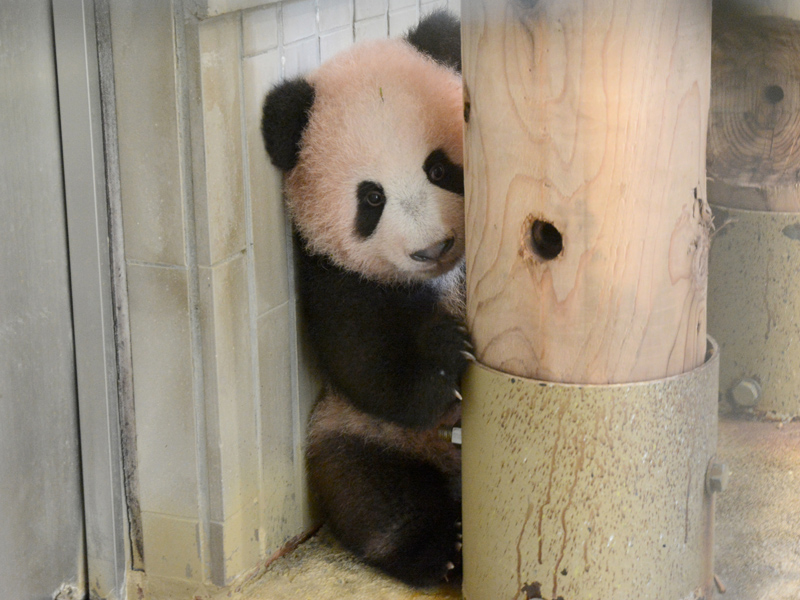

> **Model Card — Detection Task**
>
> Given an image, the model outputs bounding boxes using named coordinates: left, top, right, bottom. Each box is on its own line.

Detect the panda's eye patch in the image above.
left=423, top=149, right=464, bottom=195
left=355, top=181, right=387, bottom=238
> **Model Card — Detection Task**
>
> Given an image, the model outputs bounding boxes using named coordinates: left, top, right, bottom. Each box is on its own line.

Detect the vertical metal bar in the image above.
left=93, top=0, right=145, bottom=571
left=53, top=0, right=127, bottom=597
left=0, top=1, right=85, bottom=597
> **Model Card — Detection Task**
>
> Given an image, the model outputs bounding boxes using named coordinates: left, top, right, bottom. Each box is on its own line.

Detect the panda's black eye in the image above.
left=428, top=163, right=445, bottom=182
left=423, top=149, right=464, bottom=195
left=367, top=190, right=385, bottom=207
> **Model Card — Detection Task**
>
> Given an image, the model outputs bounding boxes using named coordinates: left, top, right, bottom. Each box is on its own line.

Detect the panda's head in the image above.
left=261, top=33, right=464, bottom=285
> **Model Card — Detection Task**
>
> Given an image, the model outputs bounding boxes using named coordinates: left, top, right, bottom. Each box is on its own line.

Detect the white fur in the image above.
left=286, top=38, right=464, bottom=284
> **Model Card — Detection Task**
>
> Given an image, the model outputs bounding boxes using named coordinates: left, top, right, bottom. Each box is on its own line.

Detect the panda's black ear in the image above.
left=261, top=78, right=315, bottom=172
left=405, top=10, right=461, bottom=73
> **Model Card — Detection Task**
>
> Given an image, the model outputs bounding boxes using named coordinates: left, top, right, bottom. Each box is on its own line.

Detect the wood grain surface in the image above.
left=463, top=0, right=712, bottom=383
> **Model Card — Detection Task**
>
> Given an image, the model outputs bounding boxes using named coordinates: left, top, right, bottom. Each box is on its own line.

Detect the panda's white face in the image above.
left=285, top=39, right=464, bottom=285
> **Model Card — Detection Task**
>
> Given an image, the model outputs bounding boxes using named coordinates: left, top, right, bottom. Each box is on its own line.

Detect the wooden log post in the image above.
left=460, top=1, right=716, bottom=598
left=708, top=5, right=800, bottom=595
left=463, top=0, right=712, bottom=384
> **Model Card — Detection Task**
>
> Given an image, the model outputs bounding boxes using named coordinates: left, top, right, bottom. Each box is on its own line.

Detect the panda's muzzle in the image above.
left=410, top=236, right=455, bottom=263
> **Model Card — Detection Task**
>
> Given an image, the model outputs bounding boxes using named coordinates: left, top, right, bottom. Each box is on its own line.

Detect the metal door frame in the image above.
left=53, top=1, right=128, bottom=597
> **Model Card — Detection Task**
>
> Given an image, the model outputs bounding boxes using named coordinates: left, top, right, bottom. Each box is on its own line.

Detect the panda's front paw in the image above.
left=416, top=315, right=472, bottom=420
left=441, top=520, right=464, bottom=584
left=419, top=314, right=472, bottom=374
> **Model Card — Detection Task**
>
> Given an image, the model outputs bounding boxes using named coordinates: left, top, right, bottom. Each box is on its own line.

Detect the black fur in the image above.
left=260, top=78, right=315, bottom=171
left=295, top=236, right=467, bottom=429
left=424, top=149, right=464, bottom=196
left=355, top=181, right=387, bottom=239
left=405, top=10, right=461, bottom=71
left=307, top=434, right=461, bottom=587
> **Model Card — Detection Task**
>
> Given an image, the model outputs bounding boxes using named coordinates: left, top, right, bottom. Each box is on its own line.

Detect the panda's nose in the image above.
left=410, top=237, right=455, bottom=262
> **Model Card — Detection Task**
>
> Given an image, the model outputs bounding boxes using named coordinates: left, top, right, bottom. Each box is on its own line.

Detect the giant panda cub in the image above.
left=261, top=12, right=469, bottom=587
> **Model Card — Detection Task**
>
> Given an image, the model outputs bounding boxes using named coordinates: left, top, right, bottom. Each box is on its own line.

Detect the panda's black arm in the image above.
left=297, top=246, right=467, bottom=429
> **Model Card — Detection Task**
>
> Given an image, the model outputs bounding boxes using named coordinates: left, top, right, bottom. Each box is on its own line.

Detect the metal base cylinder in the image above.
left=462, top=340, right=719, bottom=600
left=709, top=205, right=800, bottom=419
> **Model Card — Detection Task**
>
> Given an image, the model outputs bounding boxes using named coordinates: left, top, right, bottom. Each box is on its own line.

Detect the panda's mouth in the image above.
left=409, top=236, right=455, bottom=263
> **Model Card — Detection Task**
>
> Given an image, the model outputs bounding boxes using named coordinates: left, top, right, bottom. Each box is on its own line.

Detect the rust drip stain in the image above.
left=683, top=423, right=697, bottom=546
left=764, top=249, right=775, bottom=341
left=515, top=502, right=535, bottom=600
left=685, top=452, right=693, bottom=545
left=582, top=517, right=593, bottom=574
left=703, top=494, right=716, bottom=592
left=582, top=404, right=603, bottom=574
left=538, top=402, right=567, bottom=564
left=553, top=431, right=587, bottom=596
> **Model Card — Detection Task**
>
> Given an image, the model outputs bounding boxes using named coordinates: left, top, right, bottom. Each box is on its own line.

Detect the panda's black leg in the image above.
left=307, top=434, right=461, bottom=587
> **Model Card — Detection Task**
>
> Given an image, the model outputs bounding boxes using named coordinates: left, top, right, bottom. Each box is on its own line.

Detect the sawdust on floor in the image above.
left=213, top=528, right=462, bottom=600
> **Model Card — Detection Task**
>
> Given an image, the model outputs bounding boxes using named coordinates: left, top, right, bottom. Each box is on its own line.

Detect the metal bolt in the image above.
left=438, top=426, right=462, bottom=446
left=707, top=462, right=730, bottom=494
left=730, top=378, right=761, bottom=408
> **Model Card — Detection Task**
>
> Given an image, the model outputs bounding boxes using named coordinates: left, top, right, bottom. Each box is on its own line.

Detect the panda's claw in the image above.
left=446, top=561, right=455, bottom=571
left=453, top=389, right=462, bottom=401
left=461, top=350, right=476, bottom=362
left=455, top=541, right=463, bottom=552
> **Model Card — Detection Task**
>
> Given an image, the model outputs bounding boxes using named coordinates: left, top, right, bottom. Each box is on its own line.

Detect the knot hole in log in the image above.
left=526, top=217, right=563, bottom=261
left=764, top=84, right=784, bottom=104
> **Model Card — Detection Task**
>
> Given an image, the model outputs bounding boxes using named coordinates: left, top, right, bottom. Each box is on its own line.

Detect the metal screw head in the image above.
left=730, top=378, right=761, bottom=407
left=707, top=462, right=730, bottom=494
